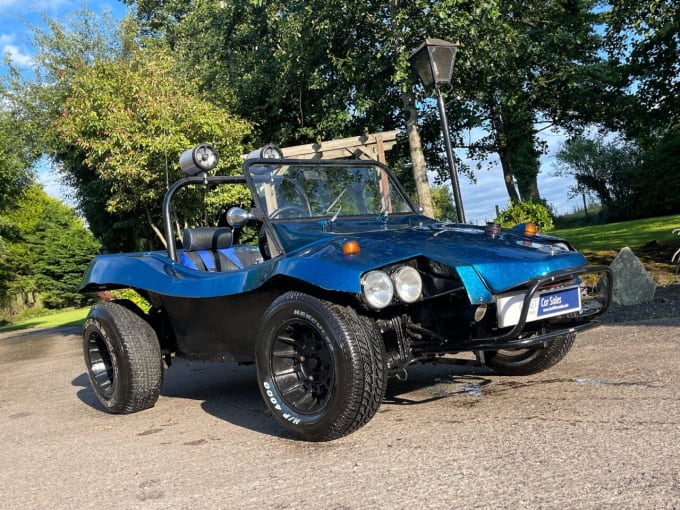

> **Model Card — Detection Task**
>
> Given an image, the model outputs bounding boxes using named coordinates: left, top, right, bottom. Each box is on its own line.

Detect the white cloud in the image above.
left=37, top=158, right=77, bottom=206
left=2, top=42, right=33, bottom=66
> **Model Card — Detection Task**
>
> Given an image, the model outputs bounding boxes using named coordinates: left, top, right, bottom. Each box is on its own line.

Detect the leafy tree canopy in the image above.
left=555, top=134, right=680, bottom=220
left=605, top=0, right=679, bottom=142
left=0, top=107, right=34, bottom=214
left=2, top=11, right=251, bottom=251
left=0, top=185, right=100, bottom=310
left=555, top=135, right=641, bottom=210
left=123, top=0, right=614, bottom=207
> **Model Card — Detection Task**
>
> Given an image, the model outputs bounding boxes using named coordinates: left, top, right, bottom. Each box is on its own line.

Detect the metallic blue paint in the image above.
left=80, top=215, right=587, bottom=305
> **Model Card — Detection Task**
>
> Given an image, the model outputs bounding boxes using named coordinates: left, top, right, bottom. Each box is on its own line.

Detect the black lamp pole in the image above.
left=409, top=38, right=466, bottom=223
left=435, top=87, right=465, bottom=223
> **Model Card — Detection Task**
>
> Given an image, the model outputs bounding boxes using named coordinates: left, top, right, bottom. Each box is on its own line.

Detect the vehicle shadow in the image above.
left=73, top=358, right=495, bottom=438
left=72, top=359, right=287, bottom=438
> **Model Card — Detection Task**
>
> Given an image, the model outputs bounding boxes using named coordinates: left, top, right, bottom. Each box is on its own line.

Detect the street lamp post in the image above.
left=409, top=38, right=466, bottom=223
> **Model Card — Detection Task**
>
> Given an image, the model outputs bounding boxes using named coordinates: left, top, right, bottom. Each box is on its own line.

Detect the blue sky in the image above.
left=0, top=1, right=128, bottom=66
left=1, top=1, right=583, bottom=224
left=455, top=128, right=583, bottom=223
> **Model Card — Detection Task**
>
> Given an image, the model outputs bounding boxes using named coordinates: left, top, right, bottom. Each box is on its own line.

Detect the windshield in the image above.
left=246, top=162, right=416, bottom=220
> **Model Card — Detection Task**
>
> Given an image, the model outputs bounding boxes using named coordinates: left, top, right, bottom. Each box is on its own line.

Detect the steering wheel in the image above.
left=278, top=177, right=312, bottom=212
left=269, top=205, right=310, bottom=219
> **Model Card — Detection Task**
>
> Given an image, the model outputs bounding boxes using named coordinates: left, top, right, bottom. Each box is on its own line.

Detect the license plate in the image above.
left=497, top=285, right=582, bottom=328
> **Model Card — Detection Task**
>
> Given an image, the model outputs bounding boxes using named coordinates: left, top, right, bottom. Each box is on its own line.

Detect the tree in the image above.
left=430, top=186, right=458, bottom=221
left=0, top=108, right=34, bottom=214
left=629, top=135, right=680, bottom=217
left=555, top=135, right=642, bottom=217
left=600, top=1, right=680, bottom=219
left=452, top=0, right=610, bottom=203
left=122, top=0, right=499, bottom=216
left=0, top=186, right=100, bottom=311
left=557, top=134, right=680, bottom=219
left=2, top=11, right=251, bottom=251
left=124, top=0, right=614, bottom=213
left=605, top=0, right=679, bottom=142
left=56, top=41, right=251, bottom=248
left=0, top=107, right=35, bottom=296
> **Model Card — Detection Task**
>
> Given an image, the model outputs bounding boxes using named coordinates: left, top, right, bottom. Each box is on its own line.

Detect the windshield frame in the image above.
left=243, top=158, right=418, bottom=223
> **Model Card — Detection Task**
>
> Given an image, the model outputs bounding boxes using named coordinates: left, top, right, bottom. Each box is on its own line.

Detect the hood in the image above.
left=274, top=219, right=587, bottom=298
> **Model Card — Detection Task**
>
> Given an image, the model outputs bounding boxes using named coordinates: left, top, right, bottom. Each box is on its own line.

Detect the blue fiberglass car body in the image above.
left=80, top=147, right=613, bottom=441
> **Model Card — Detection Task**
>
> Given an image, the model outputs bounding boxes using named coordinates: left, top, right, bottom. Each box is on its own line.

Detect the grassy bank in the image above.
left=553, top=214, right=680, bottom=287
left=0, top=307, right=89, bottom=333
left=552, top=214, right=680, bottom=252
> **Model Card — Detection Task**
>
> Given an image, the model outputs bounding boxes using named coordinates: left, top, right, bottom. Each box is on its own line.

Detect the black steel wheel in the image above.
left=484, top=333, right=576, bottom=376
left=256, top=292, right=386, bottom=441
left=83, top=301, right=162, bottom=413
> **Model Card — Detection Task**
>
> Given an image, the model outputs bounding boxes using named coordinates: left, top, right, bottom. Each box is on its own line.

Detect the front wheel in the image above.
left=256, top=292, right=386, bottom=441
left=83, top=301, right=162, bottom=413
left=484, top=333, right=576, bottom=376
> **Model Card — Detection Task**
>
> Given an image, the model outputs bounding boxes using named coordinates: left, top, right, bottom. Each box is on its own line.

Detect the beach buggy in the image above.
left=80, top=143, right=612, bottom=441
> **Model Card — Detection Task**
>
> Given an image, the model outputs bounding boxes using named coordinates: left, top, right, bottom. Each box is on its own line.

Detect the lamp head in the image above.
left=409, top=38, right=459, bottom=90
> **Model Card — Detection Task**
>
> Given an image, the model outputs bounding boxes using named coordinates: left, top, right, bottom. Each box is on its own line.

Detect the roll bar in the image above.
left=162, top=174, right=247, bottom=262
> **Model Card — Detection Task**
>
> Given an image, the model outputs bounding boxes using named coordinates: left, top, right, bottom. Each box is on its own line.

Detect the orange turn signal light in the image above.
left=342, top=239, right=360, bottom=255
left=524, top=223, right=539, bottom=236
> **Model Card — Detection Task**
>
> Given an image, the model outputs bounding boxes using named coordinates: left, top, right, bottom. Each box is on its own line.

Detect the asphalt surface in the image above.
left=1, top=319, right=679, bottom=509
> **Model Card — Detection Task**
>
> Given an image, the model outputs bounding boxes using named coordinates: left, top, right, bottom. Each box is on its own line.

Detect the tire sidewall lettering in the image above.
left=292, top=308, right=335, bottom=353
left=261, top=378, right=302, bottom=425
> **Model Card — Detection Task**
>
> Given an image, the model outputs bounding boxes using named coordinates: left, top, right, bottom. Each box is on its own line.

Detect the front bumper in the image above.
left=409, top=265, right=613, bottom=352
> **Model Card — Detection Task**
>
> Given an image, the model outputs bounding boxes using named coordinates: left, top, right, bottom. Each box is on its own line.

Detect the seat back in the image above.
left=180, top=227, right=240, bottom=271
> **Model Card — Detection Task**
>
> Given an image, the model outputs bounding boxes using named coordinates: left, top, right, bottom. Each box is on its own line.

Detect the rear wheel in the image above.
left=256, top=292, right=386, bottom=441
left=83, top=301, right=162, bottom=413
left=484, top=333, right=576, bottom=376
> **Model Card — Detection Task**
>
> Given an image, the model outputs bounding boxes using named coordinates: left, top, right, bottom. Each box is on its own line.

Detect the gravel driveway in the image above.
left=1, top=317, right=679, bottom=509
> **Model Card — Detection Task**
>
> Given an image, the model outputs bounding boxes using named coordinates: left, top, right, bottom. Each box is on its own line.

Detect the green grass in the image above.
left=552, top=213, right=680, bottom=253
left=0, top=307, right=90, bottom=333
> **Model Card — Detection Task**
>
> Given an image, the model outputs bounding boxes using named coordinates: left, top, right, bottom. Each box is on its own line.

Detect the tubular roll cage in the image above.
left=163, top=174, right=247, bottom=263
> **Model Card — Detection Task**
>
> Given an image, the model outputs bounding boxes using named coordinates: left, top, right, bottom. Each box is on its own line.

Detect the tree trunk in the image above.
left=146, top=207, right=166, bottom=249
left=507, top=120, right=541, bottom=202
left=520, top=177, right=541, bottom=202
left=491, top=107, right=521, bottom=203
left=402, top=91, right=434, bottom=217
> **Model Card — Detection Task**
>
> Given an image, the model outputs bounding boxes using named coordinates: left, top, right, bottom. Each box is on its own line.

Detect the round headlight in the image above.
left=393, top=266, right=422, bottom=303
left=361, top=270, right=393, bottom=309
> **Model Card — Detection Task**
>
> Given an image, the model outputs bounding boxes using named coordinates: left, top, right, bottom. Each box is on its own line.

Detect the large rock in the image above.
left=610, top=247, right=657, bottom=305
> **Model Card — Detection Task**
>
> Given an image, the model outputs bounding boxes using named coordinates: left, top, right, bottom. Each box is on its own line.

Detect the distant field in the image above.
left=552, top=214, right=680, bottom=252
